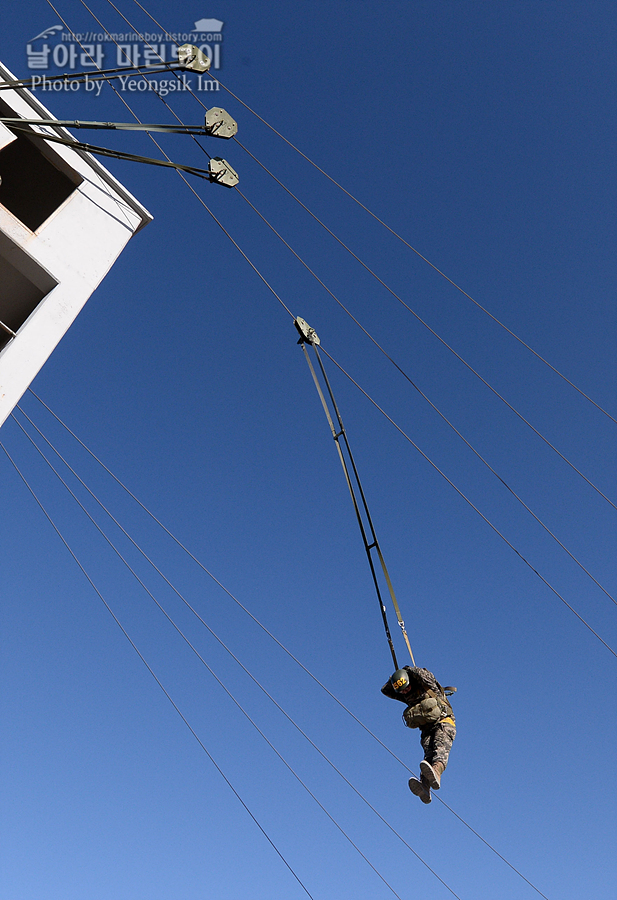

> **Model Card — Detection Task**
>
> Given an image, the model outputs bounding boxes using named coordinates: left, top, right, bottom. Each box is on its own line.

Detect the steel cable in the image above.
left=233, top=189, right=616, bottom=609
left=24, top=387, right=551, bottom=900
left=17, top=7, right=595, bottom=897
left=95, top=0, right=617, bottom=498
left=9, top=411, right=461, bottom=900
left=231, top=145, right=617, bottom=513
left=316, top=345, right=617, bottom=660
left=0, top=438, right=318, bottom=900
left=206, top=81, right=616, bottom=427
left=44, top=0, right=294, bottom=319
left=76, top=0, right=615, bottom=514
left=59, top=1, right=617, bottom=563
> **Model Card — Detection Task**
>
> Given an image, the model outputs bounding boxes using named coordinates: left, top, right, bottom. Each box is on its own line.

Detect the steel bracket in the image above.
left=294, top=317, right=320, bottom=345
left=178, top=44, right=211, bottom=73
left=204, top=108, right=238, bottom=139
left=209, top=157, right=239, bottom=188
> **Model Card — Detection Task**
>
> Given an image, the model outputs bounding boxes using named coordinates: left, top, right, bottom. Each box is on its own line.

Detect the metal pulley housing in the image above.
left=209, top=157, right=239, bottom=188
left=177, top=44, right=211, bottom=73
left=204, top=108, right=238, bottom=139
left=294, top=317, right=320, bottom=345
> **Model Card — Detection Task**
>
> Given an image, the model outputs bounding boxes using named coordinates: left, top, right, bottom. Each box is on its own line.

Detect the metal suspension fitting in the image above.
left=177, top=44, right=211, bottom=73
left=209, top=157, right=239, bottom=187
left=204, top=108, right=238, bottom=139
left=294, top=317, right=320, bottom=345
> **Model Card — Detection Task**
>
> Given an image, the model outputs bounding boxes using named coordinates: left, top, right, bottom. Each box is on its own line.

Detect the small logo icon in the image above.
left=194, top=19, right=224, bottom=32
left=30, top=25, right=62, bottom=42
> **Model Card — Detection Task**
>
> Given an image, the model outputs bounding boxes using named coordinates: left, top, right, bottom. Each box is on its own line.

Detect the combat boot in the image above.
left=420, top=760, right=444, bottom=790
left=408, top=776, right=431, bottom=804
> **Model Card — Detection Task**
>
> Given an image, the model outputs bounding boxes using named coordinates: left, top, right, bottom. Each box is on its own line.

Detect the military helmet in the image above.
left=390, top=668, right=411, bottom=693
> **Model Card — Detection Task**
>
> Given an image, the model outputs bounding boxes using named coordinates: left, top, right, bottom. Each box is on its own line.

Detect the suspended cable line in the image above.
left=187, top=78, right=616, bottom=427
left=26, top=391, right=362, bottom=695
left=0, top=62, right=184, bottom=91
left=233, top=190, right=616, bottom=608
left=104, top=0, right=615, bottom=450
left=23, top=389, right=552, bottom=900
left=31, top=4, right=617, bottom=661
left=19, top=391, right=403, bottom=672
left=1, top=117, right=218, bottom=134
left=0, top=438, right=317, bottom=900
left=82, top=22, right=617, bottom=521
left=13, top=9, right=588, bottom=897
left=43, top=0, right=617, bottom=687
left=85, top=0, right=616, bottom=535
left=136, top=163, right=617, bottom=659
left=10, top=126, right=220, bottom=180
left=83, top=83, right=615, bottom=659
left=68, top=0, right=615, bottom=522
left=12, top=414, right=428, bottom=900
left=43, top=1, right=290, bottom=315
left=231, top=145, right=617, bottom=513
left=12, top=403, right=548, bottom=900
left=58, top=0, right=229, bottom=159
left=38, top=3, right=230, bottom=189
left=315, top=345, right=617, bottom=660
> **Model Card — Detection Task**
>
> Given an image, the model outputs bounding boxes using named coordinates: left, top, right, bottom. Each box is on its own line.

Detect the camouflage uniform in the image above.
left=420, top=719, right=456, bottom=768
left=381, top=666, right=456, bottom=770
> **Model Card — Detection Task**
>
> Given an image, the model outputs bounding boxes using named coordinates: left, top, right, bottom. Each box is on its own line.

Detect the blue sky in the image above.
left=1, top=2, right=616, bottom=898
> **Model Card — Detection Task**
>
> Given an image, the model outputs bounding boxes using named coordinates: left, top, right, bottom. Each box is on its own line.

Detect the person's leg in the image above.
left=408, top=776, right=431, bottom=803
left=419, top=720, right=456, bottom=789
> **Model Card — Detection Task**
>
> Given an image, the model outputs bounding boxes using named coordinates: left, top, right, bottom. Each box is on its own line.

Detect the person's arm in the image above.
left=381, top=680, right=397, bottom=700
left=381, top=679, right=413, bottom=703
left=407, top=667, right=440, bottom=692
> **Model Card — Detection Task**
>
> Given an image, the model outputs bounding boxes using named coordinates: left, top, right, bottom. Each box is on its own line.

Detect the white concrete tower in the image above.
left=0, top=60, right=151, bottom=428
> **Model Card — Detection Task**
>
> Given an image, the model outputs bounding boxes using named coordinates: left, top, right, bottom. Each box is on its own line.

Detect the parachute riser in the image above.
left=299, top=342, right=399, bottom=669
left=296, top=320, right=415, bottom=667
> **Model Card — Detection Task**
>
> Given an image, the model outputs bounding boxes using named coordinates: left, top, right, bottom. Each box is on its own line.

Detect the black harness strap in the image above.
left=296, top=320, right=415, bottom=668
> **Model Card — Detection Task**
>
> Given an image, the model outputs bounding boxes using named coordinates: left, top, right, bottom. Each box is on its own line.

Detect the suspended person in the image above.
left=382, top=666, right=456, bottom=803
